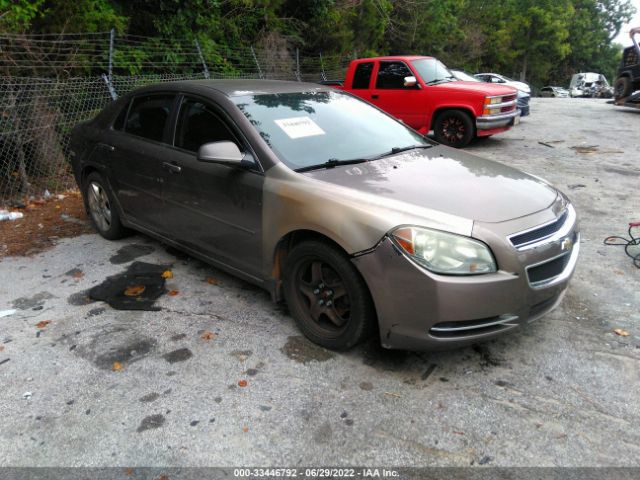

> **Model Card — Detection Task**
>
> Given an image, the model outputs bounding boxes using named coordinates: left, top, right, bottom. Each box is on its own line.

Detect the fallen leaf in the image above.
left=124, top=468, right=134, bottom=476
left=124, top=285, right=146, bottom=297
left=206, top=277, right=219, bottom=285
left=112, top=361, right=123, bottom=371
left=36, top=320, right=50, bottom=329
left=238, top=379, right=248, bottom=387
left=168, top=289, right=179, bottom=296
left=614, top=328, right=630, bottom=337
left=453, top=431, right=465, bottom=436
left=162, top=270, right=173, bottom=279
left=73, top=270, right=84, bottom=279
left=242, top=426, right=249, bottom=433
left=0, top=345, right=4, bottom=352
left=201, top=331, right=216, bottom=341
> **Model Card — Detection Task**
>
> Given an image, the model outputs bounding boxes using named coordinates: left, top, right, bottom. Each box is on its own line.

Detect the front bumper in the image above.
left=476, top=110, right=520, bottom=130
left=352, top=203, right=579, bottom=351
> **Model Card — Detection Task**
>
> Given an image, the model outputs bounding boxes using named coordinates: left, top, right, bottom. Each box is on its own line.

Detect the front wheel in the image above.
left=433, top=109, right=475, bottom=148
left=614, top=76, right=632, bottom=99
left=282, top=241, right=376, bottom=350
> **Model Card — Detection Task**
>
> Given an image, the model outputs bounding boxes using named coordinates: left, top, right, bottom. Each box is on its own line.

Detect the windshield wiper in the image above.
left=374, top=144, right=433, bottom=159
left=426, top=76, right=455, bottom=86
left=295, top=158, right=368, bottom=173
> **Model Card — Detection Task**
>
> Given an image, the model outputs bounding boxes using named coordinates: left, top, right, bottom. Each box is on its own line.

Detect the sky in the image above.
left=614, top=0, right=640, bottom=45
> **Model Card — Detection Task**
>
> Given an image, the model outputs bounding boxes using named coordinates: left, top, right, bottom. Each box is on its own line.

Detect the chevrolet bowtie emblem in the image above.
left=561, top=237, right=573, bottom=251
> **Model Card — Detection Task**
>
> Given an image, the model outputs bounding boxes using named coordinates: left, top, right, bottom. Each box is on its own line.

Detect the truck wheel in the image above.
left=614, top=76, right=632, bottom=99
left=283, top=240, right=376, bottom=350
left=433, top=110, right=474, bottom=148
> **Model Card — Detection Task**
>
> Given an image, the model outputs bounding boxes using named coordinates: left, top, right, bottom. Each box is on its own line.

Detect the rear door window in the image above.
left=352, top=62, right=374, bottom=89
left=124, top=94, right=175, bottom=142
left=375, top=61, right=414, bottom=89
left=174, top=97, right=239, bottom=153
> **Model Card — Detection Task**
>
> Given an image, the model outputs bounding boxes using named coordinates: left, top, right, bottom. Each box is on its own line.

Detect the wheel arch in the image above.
left=430, top=106, right=476, bottom=131
left=270, top=229, right=354, bottom=302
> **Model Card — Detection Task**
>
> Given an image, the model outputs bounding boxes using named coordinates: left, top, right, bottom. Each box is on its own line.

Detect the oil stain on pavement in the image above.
left=88, top=262, right=169, bottom=311
left=109, top=244, right=155, bottom=264
left=137, top=414, right=165, bottom=433
left=280, top=335, right=335, bottom=364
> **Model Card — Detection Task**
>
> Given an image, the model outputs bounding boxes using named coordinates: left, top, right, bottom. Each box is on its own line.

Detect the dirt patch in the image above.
left=280, top=335, right=335, bottom=364
left=0, top=192, right=93, bottom=258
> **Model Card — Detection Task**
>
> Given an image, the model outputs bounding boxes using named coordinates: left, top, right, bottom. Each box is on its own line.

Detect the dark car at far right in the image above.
left=614, top=26, right=640, bottom=99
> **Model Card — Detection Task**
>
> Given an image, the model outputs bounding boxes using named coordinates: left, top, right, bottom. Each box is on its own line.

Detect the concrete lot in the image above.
left=0, top=98, right=638, bottom=467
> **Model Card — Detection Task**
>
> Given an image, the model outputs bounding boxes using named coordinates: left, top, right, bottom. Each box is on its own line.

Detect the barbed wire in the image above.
left=0, top=31, right=352, bottom=204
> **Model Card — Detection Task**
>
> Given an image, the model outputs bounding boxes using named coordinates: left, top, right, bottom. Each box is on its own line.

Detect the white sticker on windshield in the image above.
left=274, top=116, right=325, bottom=139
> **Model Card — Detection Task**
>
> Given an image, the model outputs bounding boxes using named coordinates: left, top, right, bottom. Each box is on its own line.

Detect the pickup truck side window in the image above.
left=375, top=61, right=414, bottom=89
left=352, top=62, right=374, bottom=89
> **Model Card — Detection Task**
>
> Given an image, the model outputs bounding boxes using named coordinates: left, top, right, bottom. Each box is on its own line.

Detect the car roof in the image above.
left=355, top=55, right=434, bottom=62
left=129, top=79, right=332, bottom=98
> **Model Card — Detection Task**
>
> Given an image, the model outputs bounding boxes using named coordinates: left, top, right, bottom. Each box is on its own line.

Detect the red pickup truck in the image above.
left=328, top=56, right=520, bottom=147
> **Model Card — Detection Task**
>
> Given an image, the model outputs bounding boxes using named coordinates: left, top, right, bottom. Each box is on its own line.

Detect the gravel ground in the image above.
left=0, top=98, right=638, bottom=467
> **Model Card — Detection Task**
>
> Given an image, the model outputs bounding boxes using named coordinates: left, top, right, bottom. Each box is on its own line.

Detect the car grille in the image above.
left=527, top=253, right=571, bottom=286
left=509, top=209, right=568, bottom=249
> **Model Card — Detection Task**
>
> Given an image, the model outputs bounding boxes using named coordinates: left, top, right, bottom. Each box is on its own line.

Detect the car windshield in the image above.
left=410, top=58, right=455, bottom=84
left=232, top=90, right=428, bottom=170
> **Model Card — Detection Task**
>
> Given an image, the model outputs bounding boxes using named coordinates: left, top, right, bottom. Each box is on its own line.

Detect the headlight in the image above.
left=390, top=226, right=497, bottom=275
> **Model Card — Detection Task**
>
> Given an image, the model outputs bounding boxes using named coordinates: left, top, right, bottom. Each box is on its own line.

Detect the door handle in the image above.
left=162, top=162, right=182, bottom=174
left=98, top=143, right=115, bottom=152
left=371, top=94, right=379, bottom=99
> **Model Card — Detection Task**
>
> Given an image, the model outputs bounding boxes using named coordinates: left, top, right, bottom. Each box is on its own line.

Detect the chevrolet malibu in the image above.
left=69, top=80, right=580, bottom=351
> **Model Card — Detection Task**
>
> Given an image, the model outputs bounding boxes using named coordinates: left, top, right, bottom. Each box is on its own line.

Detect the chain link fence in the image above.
left=0, top=32, right=351, bottom=205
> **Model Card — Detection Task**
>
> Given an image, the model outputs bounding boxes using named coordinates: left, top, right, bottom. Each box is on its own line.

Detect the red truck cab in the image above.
left=334, top=56, right=519, bottom=147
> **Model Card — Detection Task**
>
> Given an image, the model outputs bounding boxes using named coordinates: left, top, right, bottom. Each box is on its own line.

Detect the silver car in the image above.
left=70, top=80, right=579, bottom=351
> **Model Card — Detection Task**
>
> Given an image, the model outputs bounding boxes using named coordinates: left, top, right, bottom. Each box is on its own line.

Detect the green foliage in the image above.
left=0, top=0, right=45, bottom=31
left=3, top=0, right=637, bottom=87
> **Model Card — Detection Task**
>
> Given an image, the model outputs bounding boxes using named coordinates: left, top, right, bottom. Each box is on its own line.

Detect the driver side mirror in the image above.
left=197, top=141, right=249, bottom=167
left=403, top=76, right=419, bottom=88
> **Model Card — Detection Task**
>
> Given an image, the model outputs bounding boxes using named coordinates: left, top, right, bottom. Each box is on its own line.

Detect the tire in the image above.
left=83, top=171, right=128, bottom=240
left=433, top=109, right=475, bottom=148
left=614, top=76, right=632, bottom=99
left=282, top=240, right=376, bottom=350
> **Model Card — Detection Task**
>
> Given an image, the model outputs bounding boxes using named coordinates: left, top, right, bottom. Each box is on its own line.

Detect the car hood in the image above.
left=434, top=81, right=517, bottom=96
left=302, top=145, right=558, bottom=224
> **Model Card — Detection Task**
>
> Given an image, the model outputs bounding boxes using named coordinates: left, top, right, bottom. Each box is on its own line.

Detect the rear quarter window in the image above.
left=124, top=94, right=175, bottom=142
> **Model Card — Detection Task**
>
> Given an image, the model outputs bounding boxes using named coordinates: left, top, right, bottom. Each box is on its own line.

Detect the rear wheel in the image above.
left=283, top=241, right=375, bottom=350
left=614, top=76, right=632, bottom=99
left=83, top=172, right=128, bottom=240
left=433, top=109, right=474, bottom=148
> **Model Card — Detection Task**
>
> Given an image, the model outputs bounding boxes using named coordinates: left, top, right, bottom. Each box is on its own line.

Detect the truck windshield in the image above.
left=232, top=90, right=429, bottom=171
left=411, top=58, right=455, bottom=85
